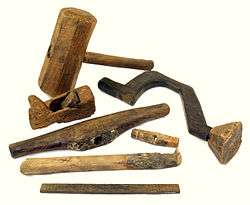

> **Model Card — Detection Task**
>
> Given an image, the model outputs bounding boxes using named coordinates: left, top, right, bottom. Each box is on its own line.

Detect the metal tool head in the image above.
left=208, top=122, right=242, bottom=164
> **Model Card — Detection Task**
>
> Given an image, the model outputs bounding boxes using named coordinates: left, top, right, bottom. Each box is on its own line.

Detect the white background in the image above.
left=0, top=0, right=249, bottom=204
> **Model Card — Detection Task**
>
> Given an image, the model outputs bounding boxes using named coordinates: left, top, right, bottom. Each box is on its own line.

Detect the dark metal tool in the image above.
left=98, top=71, right=243, bottom=164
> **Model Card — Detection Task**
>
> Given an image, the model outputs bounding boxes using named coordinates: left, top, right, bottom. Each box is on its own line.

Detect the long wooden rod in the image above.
left=21, top=151, right=181, bottom=175
left=40, top=184, right=180, bottom=194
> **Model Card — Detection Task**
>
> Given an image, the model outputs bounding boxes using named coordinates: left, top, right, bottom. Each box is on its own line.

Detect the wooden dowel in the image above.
left=40, top=184, right=180, bottom=194
left=20, top=151, right=181, bottom=175
left=85, top=52, right=154, bottom=70
left=131, top=129, right=179, bottom=147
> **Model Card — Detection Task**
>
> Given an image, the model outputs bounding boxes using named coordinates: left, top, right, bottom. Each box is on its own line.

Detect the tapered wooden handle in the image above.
left=20, top=151, right=181, bottom=175
left=9, top=103, right=169, bottom=158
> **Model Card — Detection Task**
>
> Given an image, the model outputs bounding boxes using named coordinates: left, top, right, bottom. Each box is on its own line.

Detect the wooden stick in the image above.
left=40, top=184, right=180, bottom=194
left=84, top=52, right=154, bottom=70
left=131, top=129, right=179, bottom=148
left=20, top=151, right=181, bottom=175
left=9, top=103, right=169, bottom=158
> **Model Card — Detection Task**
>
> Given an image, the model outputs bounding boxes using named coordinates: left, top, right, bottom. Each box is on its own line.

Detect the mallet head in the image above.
left=39, top=8, right=97, bottom=97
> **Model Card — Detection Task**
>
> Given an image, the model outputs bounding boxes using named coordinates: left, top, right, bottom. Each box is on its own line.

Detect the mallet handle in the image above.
left=85, top=52, right=154, bottom=70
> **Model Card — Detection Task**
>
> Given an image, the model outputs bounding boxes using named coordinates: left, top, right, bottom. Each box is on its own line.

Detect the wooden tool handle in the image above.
left=9, top=103, right=169, bottom=158
left=20, top=151, right=181, bottom=175
left=40, top=184, right=180, bottom=194
left=85, top=52, right=154, bottom=70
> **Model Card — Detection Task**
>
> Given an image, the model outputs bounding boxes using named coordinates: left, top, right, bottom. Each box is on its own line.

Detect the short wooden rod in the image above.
left=131, top=129, right=179, bottom=147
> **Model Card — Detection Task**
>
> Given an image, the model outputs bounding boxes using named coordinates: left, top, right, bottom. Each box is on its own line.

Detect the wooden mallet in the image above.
left=39, top=8, right=154, bottom=97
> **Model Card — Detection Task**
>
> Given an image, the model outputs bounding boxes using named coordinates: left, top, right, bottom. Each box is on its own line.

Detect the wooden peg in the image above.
left=131, top=129, right=179, bottom=148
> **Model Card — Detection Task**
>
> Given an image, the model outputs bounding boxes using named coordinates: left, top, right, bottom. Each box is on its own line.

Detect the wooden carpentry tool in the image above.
left=20, top=151, right=181, bottom=175
left=40, top=184, right=180, bottom=194
left=9, top=103, right=169, bottom=158
left=98, top=71, right=243, bottom=164
left=131, top=129, right=179, bottom=148
left=29, top=85, right=95, bottom=129
left=39, top=8, right=154, bottom=97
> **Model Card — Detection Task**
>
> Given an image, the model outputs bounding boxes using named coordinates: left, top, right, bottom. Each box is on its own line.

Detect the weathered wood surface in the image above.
left=20, top=151, right=181, bottom=175
left=40, top=184, right=180, bottom=194
left=39, top=8, right=97, bottom=97
left=85, top=52, right=154, bottom=70
left=9, top=103, right=170, bottom=158
left=208, top=122, right=242, bottom=164
left=39, top=8, right=154, bottom=97
left=29, top=85, right=95, bottom=129
left=98, top=71, right=243, bottom=164
left=131, top=129, right=179, bottom=147
left=98, top=71, right=211, bottom=141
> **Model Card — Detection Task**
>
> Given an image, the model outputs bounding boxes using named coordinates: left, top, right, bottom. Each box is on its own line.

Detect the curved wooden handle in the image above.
left=98, top=71, right=211, bottom=141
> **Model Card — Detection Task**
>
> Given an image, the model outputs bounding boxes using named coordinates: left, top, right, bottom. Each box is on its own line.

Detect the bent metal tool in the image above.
left=39, top=8, right=154, bottom=97
left=98, top=71, right=243, bottom=164
left=40, top=184, right=180, bottom=194
left=20, top=151, right=181, bottom=175
left=29, top=85, right=95, bottom=129
left=9, top=103, right=169, bottom=158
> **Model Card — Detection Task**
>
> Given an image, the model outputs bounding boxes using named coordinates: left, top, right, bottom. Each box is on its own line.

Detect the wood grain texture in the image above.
left=131, top=129, right=179, bottom=147
left=85, top=52, right=154, bottom=70
left=39, top=8, right=97, bottom=96
left=208, top=122, right=242, bottom=164
left=20, top=151, right=181, bottom=175
left=9, top=103, right=170, bottom=158
left=38, top=8, right=154, bottom=97
left=40, top=184, right=180, bottom=194
left=29, top=85, right=95, bottom=129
